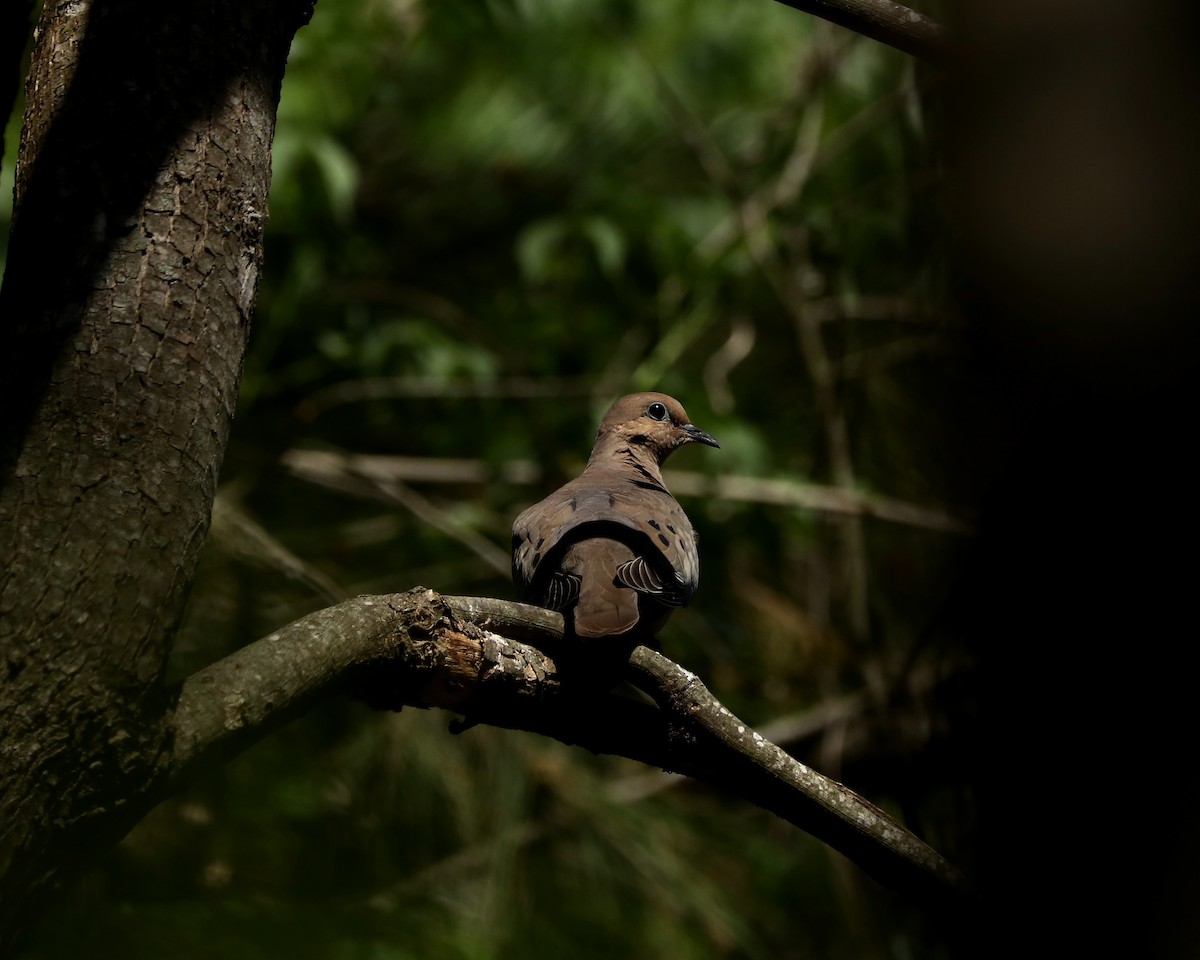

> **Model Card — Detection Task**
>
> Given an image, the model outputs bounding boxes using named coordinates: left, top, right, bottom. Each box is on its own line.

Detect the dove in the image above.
left=511, top=392, right=718, bottom=645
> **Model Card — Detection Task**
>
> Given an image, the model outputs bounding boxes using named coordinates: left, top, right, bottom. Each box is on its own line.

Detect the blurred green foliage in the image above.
left=17, top=0, right=979, bottom=957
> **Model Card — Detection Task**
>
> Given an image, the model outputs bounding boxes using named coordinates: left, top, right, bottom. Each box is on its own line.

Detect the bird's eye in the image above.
left=646, top=401, right=669, bottom=421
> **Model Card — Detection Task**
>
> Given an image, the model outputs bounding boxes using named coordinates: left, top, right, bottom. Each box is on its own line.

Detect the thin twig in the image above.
left=694, top=88, right=827, bottom=265
left=666, top=471, right=972, bottom=533
left=643, top=21, right=873, bottom=638
left=282, top=449, right=540, bottom=488
left=703, top=314, right=757, bottom=414
left=211, top=493, right=346, bottom=604
left=298, top=376, right=592, bottom=418
left=372, top=478, right=512, bottom=578
left=281, top=449, right=974, bottom=535
left=279, top=450, right=514, bottom=576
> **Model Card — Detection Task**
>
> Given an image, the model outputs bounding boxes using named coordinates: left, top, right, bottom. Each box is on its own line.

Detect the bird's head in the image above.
left=590, top=392, right=719, bottom=467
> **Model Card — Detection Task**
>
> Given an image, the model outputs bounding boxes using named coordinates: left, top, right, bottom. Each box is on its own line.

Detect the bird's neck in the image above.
left=585, top=434, right=668, bottom=488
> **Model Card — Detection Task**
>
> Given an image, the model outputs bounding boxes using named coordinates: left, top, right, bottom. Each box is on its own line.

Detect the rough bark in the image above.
left=151, top=589, right=969, bottom=911
left=0, top=0, right=313, bottom=947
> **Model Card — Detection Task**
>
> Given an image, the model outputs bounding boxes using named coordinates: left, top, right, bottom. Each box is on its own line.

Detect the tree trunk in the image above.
left=0, top=0, right=312, bottom=947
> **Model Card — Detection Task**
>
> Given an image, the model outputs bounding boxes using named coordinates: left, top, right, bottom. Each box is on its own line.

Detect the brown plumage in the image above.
left=511, top=392, right=719, bottom=643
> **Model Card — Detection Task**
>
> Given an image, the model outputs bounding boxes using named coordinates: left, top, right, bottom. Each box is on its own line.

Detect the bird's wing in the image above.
left=512, top=474, right=700, bottom=616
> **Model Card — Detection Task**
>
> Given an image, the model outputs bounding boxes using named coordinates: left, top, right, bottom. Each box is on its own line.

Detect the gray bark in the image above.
left=0, top=0, right=312, bottom=947
left=152, top=589, right=969, bottom=909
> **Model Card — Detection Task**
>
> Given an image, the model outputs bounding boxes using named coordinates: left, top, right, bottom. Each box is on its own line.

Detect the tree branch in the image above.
left=281, top=448, right=974, bottom=534
left=162, top=588, right=971, bottom=912
left=773, top=0, right=949, bottom=64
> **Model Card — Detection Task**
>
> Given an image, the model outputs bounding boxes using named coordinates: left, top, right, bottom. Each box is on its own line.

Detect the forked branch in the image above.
left=163, top=588, right=970, bottom=910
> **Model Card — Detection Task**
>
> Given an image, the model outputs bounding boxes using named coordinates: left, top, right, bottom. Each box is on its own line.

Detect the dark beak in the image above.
left=681, top=423, right=720, bottom=448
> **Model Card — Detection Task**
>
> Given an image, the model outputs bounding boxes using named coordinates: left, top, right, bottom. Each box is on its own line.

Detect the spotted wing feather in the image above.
left=511, top=470, right=701, bottom=628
